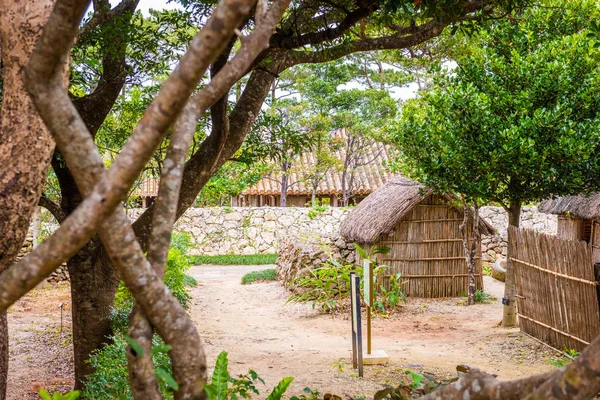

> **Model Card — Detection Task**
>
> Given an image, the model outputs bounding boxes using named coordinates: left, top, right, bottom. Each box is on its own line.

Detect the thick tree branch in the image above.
left=285, top=18, right=449, bottom=65
left=272, top=4, right=375, bottom=49
left=1, top=0, right=255, bottom=397
left=133, top=0, right=291, bottom=248
left=38, top=195, right=66, bottom=224
left=422, top=333, right=600, bottom=399
left=78, top=0, right=139, bottom=42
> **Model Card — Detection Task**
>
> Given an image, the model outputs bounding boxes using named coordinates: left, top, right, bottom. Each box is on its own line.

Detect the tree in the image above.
left=0, top=1, right=63, bottom=396
left=294, top=61, right=398, bottom=206
left=4, top=0, right=600, bottom=398
left=0, top=0, right=288, bottom=398
left=393, top=0, right=600, bottom=326
left=253, top=99, right=316, bottom=207
left=334, top=89, right=397, bottom=206
left=1, top=0, right=529, bottom=393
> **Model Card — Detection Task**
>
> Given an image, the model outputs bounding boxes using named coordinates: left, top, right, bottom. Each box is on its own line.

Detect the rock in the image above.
left=491, top=258, right=507, bottom=282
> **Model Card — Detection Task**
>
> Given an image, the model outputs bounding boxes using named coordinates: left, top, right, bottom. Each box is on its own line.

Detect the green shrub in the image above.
left=287, top=244, right=407, bottom=313
left=83, top=334, right=174, bottom=399
left=241, top=269, right=277, bottom=284
left=189, top=253, right=278, bottom=265
left=170, top=231, right=191, bottom=254
left=114, top=247, right=192, bottom=310
left=204, top=351, right=293, bottom=400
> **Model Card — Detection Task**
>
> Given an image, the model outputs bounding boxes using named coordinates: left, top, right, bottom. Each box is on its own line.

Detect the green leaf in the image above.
left=63, top=392, right=81, bottom=400
left=353, top=243, right=367, bottom=260
left=266, top=377, right=294, bottom=400
left=211, top=351, right=231, bottom=399
left=156, top=367, right=179, bottom=391
left=124, top=335, right=144, bottom=357
left=39, top=390, right=52, bottom=400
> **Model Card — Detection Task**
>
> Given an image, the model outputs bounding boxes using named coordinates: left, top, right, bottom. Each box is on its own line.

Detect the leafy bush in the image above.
left=241, top=269, right=277, bottom=284
left=83, top=335, right=174, bottom=399
left=287, top=244, right=407, bottom=313
left=204, top=351, right=293, bottom=400
left=39, top=390, right=80, bottom=400
left=286, top=259, right=360, bottom=312
left=189, top=254, right=278, bottom=265
left=114, top=247, right=192, bottom=310
left=170, top=231, right=191, bottom=254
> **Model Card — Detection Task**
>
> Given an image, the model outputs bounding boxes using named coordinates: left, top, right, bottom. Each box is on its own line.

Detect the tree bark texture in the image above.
left=68, top=242, right=119, bottom=389
left=12, top=0, right=268, bottom=396
left=502, top=201, right=522, bottom=327
left=460, top=199, right=479, bottom=306
left=0, top=0, right=57, bottom=397
left=421, top=330, right=600, bottom=399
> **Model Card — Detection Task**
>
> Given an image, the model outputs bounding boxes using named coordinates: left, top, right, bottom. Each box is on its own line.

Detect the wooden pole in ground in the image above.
left=364, top=259, right=373, bottom=355
left=354, top=274, right=364, bottom=377
left=350, top=272, right=358, bottom=369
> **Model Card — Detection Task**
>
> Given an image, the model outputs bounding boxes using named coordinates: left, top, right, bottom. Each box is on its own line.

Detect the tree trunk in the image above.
left=311, top=173, right=319, bottom=207
left=0, top=1, right=57, bottom=397
left=53, top=159, right=122, bottom=387
left=280, top=161, right=289, bottom=207
left=460, top=199, right=479, bottom=305
left=67, top=241, right=120, bottom=389
left=502, top=201, right=521, bottom=327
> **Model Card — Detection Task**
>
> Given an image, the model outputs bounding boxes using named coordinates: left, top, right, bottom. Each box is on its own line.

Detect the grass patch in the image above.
left=188, top=253, right=277, bottom=265
left=241, top=269, right=277, bottom=284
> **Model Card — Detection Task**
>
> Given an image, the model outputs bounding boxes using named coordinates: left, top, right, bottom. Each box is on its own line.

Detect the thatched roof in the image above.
left=538, top=194, right=600, bottom=220
left=339, top=177, right=495, bottom=243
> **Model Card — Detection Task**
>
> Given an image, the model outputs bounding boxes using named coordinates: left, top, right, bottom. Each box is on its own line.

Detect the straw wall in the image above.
left=510, top=227, right=600, bottom=351
left=375, top=195, right=483, bottom=297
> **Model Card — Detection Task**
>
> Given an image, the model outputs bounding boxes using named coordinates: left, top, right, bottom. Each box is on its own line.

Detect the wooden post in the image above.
left=350, top=273, right=363, bottom=377
left=364, top=259, right=373, bottom=354
left=350, top=272, right=357, bottom=369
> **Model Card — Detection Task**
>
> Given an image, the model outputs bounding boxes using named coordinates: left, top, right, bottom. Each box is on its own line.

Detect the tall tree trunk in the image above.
left=0, top=1, right=56, bottom=397
left=67, top=241, right=120, bottom=389
left=311, top=173, right=319, bottom=207
left=53, top=162, right=121, bottom=387
left=502, top=201, right=521, bottom=327
left=341, top=169, right=349, bottom=207
left=280, top=161, right=289, bottom=207
left=460, top=198, right=479, bottom=306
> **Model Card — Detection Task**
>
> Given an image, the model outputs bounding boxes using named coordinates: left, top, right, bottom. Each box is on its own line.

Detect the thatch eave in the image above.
left=339, top=177, right=495, bottom=244
left=538, top=194, right=600, bottom=220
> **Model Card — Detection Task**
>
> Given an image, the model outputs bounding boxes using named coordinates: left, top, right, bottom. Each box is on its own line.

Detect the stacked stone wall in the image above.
left=22, top=206, right=557, bottom=272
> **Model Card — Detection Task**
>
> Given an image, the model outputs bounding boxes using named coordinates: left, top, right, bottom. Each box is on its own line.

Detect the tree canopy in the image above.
left=393, top=0, right=600, bottom=210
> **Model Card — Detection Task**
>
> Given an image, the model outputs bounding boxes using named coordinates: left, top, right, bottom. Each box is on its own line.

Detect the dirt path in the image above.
left=7, top=283, right=74, bottom=399
left=189, top=265, right=556, bottom=398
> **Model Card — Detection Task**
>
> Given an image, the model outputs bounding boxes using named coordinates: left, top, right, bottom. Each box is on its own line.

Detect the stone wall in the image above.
left=15, top=230, right=69, bottom=283
left=479, top=206, right=557, bottom=262
left=164, top=207, right=348, bottom=256
left=22, top=205, right=557, bottom=268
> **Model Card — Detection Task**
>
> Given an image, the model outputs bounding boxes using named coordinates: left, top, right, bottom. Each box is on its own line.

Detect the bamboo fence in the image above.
left=509, top=227, right=600, bottom=351
left=376, top=195, right=483, bottom=297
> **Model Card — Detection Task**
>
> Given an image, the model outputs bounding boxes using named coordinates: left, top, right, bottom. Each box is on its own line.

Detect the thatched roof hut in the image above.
left=539, top=194, right=600, bottom=261
left=340, top=177, right=495, bottom=243
left=340, top=177, right=494, bottom=297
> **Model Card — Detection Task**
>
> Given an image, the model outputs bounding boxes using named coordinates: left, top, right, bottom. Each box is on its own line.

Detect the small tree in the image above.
left=253, top=99, right=316, bottom=207
left=334, top=89, right=397, bottom=206
left=393, top=0, right=600, bottom=325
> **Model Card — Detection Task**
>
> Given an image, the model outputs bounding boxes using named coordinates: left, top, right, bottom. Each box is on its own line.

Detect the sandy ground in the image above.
left=189, top=265, right=556, bottom=398
left=6, top=282, right=74, bottom=399
left=5, top=266, right=558, bottom=399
